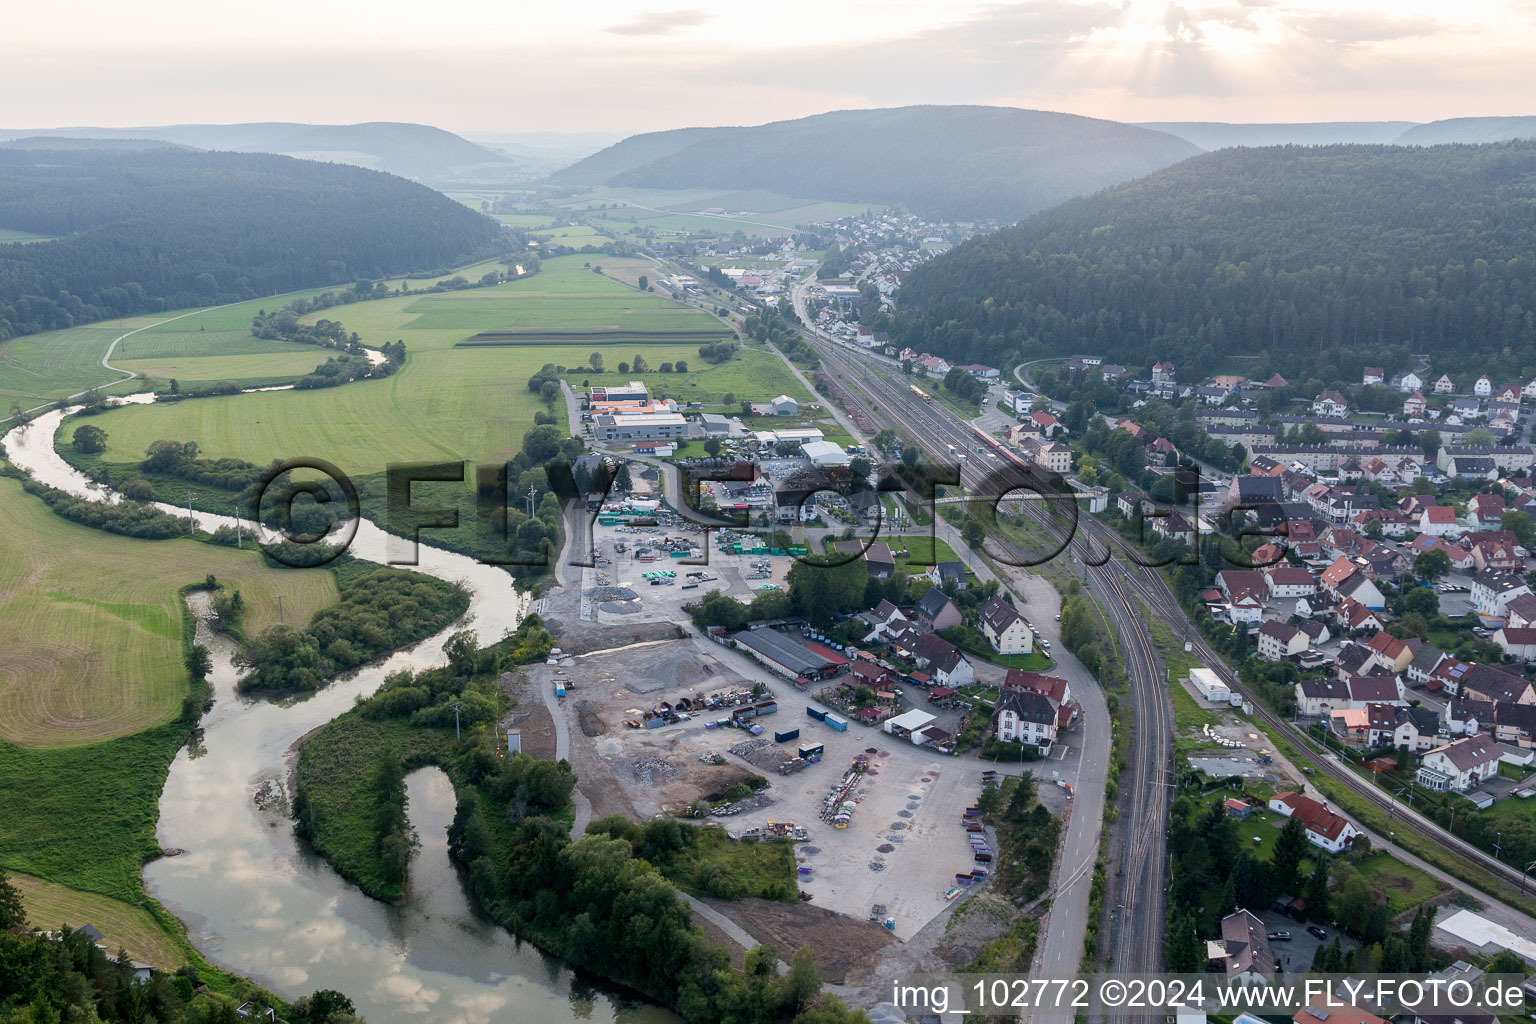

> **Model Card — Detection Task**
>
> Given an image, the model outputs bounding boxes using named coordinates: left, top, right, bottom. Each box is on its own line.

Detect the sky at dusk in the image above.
left=6, top=0, right=1533, bottom=132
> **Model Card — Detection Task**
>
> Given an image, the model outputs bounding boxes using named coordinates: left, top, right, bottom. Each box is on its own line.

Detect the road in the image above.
left=752, top=295, right=1118, bottom=986
left=784, top=334, right=1173, bottom=995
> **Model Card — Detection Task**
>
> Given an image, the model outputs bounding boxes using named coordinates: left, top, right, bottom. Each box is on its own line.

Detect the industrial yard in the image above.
left=577, top=519, right=796, bottom=627
left=537, top=633, right=1009, bottom=942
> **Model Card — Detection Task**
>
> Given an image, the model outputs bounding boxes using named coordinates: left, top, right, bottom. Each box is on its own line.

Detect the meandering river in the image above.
left=3, top=407, right=676, bottom=1024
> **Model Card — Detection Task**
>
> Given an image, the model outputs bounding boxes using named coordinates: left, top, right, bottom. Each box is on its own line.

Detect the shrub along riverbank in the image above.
left=236, top=560, right=468, bottom=695
left=294, top=625, right=863, bottom=1023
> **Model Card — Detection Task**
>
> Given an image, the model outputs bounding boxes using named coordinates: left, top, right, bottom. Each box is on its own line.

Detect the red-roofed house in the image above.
left=1366, top=631, right=1413, bottom=674
left=1267, top=791, right=1360, bottom=852
left=1418, top=505, right=1460, bottom=538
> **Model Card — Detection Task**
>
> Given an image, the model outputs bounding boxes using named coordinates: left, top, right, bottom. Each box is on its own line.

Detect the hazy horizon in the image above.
left=6, top=0, right=1533, bottom=135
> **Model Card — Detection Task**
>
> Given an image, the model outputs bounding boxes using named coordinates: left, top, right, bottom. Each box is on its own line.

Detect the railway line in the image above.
left=802, top=339, right=1175, bottom=985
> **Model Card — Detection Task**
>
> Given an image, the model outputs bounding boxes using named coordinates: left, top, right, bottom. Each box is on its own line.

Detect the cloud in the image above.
left=1285, top=10, right=1445, bottom=45
left=606, top=9, right=712, bottom=36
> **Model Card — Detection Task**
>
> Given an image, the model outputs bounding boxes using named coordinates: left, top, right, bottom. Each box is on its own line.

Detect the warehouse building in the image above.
left=594, top=412, right=689, bottom=442
left=733, top=628, right=848, bottom=683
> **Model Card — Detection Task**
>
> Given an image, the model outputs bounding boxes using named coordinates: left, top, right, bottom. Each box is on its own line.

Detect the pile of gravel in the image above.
left=588, top=585, right=638, bottom=602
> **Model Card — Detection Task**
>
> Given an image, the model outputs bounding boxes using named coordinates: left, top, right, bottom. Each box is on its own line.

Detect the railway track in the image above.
left=803, top=339, right=1175, bottom=984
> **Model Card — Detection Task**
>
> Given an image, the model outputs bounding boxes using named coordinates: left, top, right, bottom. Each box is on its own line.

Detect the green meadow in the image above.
left=0, top=475, right=338, bottom=748
left=76, top=256, right=763, bottom=477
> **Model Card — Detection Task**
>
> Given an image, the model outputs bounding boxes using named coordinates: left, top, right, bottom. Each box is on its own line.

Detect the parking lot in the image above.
left=580, top=520, right=796, bottom=626
left=545, top=634, right=1018, bottom=941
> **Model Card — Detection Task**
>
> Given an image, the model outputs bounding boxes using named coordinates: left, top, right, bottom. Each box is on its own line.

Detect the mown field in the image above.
left=0, top=475, right=338, bottom=747
left=0, top=325, right=136, bottom=411
left=0, top=258, right=519, bottom=411
left=550, top=186, right=872, bottom=237
left=81, top=256, right=754, bottom=477
left=10, top=871, right=186, bottom=968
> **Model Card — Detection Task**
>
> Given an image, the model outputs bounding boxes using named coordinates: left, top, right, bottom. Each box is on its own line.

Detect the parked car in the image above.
left=1307, top=926, right=1328, bottom=940
left=1268, top=931, right=1292, bottom=941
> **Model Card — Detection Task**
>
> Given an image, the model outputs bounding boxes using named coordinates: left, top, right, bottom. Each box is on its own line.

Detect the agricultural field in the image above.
left=0, top=475, right=338, bottom=747
left=0, top=257, right=521, bottom=412
left=0, top=325, right=137, bottom=411
left=552, top=186, right=873, bottom=230
left=9, top=872, right=186, bottom=968
left=82, top=256, right=748, bottom=477
left=491, top=213, right=556, bottom=229
left=526, top=224, right=612, bottom=247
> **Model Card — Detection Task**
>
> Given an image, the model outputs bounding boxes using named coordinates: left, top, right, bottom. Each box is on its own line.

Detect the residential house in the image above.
left=1506, top=592, right=1536, bottom=630
left=926, top=560, right=968, bottom=592
left=1434, top=374, right=1455, bottom=394
left=1348, top=674, right=1406, bottom=706
left=1406, top=644, right=1447, bottom=685
left=1416, top=734, right=1501, bottom=792
left=1448, top=456, right=1500, bottom=481
left=1267, top=791, right=1360, bottom=852
left=914, top=588, right=962, bottom=631
left=993, top=689, right=1057, bottom=751
left=1470, top=569, right=1533, bottom=626
left=1460, top=663, right=1536, bottom=705
left=1399, top=371, right=1425, bottom=393
left=914, top=636, right=973, bottom=688
left=1335, top=597, right=1387, bottom=634
left=1029, top=409, right=1062, bottom=437
left=1495, top=627, right=1536, bottom=661
left=1445, top=697, right=1497, bottom=736
left=1393, top=705, right=1443, bottom=752
left=1403, top=391, right=1427, bottom=417
left=1419, top=506, right=1461, bottom=537
left=1313, top=390, right=1350, bottom=417
left=1492, top=701, right=1536, bottom=746
left=1330, top=703, right=1401, bottom=748
left=1467, top=492, right=1507, bottom=528
left=1362, top=367, right=1385, bottom=386
left=1474, top=375, right=1492, bottom=397
left=1227, top=474, right=1286, bottom=511
left=1365, top=630, right=1414, bottom=674
left=858, top=600, right=909, bottom=643
left=1257, top=620, right=1309, bottom=662
left=1429, top=656, right=1474, bottom=697
left=1408, top=534, right=1476, bottom=572
left=1210, top=909, right=1275, bottom=983
left=1265, top=566, right=1317, bottom=599
left=1296, top=678, right=1350, bottom=716
left=978, top=595, right=1033, bottom=655
left=1335, top=571, right=1386, bottom=610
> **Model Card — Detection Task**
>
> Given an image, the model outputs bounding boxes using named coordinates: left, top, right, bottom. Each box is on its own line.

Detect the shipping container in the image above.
left=774, top=729, right=800, bottom=743
left=822, top=713, right=848, bottom=732
left=554, top=682, right=566, bottom=697
left=806, top=706, right=826, bottom=722
left=796, top=743, right=824, bottom=762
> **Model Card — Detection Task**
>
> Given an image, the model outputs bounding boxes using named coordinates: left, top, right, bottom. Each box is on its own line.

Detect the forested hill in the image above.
left=0, top=122, right=516, bottom=180
left=548, top=106, right=1201, bottom=221
left=888, top=142, right=1536, bottom=381
left=0, top=147, right=504, bottom=341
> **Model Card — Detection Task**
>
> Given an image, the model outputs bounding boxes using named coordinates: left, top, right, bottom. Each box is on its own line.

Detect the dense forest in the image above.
left=891, top=142, right=1536, bottom=381
left=550, top=105, right=1199, bottom=221
left=0, top=148, right=504, bottom=340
